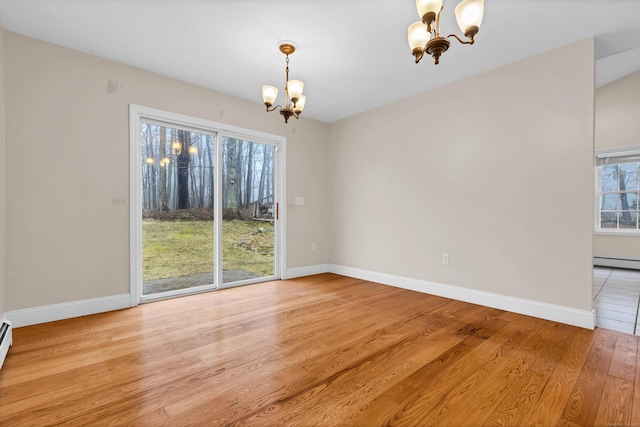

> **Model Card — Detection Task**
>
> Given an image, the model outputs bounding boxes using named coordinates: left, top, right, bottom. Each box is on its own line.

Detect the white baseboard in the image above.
left=2, top=265, right=324, bottom=328
left=329, top=264, right=596, bottom=330
left=594, top=257, right=640, bottom=270
left=5, top=294, right=131, bottom=328
left=4, top=262, right=600, bottom=329
left=284, top=264, right=330, bottom=280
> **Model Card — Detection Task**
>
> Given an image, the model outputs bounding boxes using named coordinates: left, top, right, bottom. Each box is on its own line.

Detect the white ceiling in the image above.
left=0, top=0, right=639, bottom=123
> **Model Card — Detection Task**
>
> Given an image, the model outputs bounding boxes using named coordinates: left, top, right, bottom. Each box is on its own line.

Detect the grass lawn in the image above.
left=143, top=219, right=274, bottom=281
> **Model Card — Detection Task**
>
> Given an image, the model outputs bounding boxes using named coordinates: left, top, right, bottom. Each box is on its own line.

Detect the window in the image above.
left=596, top=148, right=640, bottom=233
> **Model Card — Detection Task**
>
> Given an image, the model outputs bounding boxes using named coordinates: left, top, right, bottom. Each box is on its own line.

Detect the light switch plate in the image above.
left=295, top=196, right=305, bottom=206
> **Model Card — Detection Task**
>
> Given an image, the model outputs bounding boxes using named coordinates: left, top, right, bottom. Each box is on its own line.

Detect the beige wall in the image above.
left=328, top=39, right=595, bottom=311
left=595, top=71, right=640, bottom=151
left=593, top=71, right=640, bottom=261
left=0, top=22, right=5, bottom=316
left=593, top=235, right=640, bottom=261
left=3, top=31, right=598, bottom=315
left=4, top=32, right=329, bottom=311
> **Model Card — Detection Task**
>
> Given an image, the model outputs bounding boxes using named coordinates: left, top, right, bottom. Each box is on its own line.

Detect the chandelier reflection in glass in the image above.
left=262, top=41, right=306, bottom=124
left=408, top=0, right=484, bottom=65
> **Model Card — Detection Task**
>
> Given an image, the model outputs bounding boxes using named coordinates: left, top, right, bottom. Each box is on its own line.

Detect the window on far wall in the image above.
left=596, top=148, right=640, bottom=233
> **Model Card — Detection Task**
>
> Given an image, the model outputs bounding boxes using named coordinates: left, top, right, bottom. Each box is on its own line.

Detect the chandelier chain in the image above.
left=285, top=55, right=290, bottom=93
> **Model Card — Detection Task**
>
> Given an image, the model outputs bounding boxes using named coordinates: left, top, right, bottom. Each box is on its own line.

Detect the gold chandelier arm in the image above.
left=265, top=104, right=283, bottom=113
left=446, top=33, right=475, bottom=45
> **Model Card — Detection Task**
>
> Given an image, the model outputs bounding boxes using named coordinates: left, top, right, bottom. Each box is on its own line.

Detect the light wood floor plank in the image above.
left=480, top=324, right=579, bottom=427
left=519, top=327, right=596, bottom=426
left=594, top=375, right=633, bottom=427
left=421, top=319, right=558, bottom=426
left=226, top=306, right=500, bottom=427
left=0, top=273, right=638, bottom=426
left=557, top=328, right=618, bottom=426
left=631, top=338, right=640, bottom=425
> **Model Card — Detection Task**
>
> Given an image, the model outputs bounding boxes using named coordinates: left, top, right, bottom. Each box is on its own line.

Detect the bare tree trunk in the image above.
left=207, top=137, right=214, bottom=209
left=143, top=125, right=153, bottom=210
left=168, top=129, right=175, bottom=209
left=236, top=139, right=244, bottom=209
left=620, top=169, right=632, bottom=224
left=223, top=138, right=243, bottom=220
left=159, top=127, right=168, bottom=210
left=245, top=142, right=254, bottom=207
left=177, top=130, right=191, bottom=210
left=151, top=127, right=158, bottom=210
left=266, top=148, right=273, bottom=205
left=198, top=136, right=205, bottom=208
left=189, top=141, right=197, bottom=208
left=257, top=144, right=268, bottom=205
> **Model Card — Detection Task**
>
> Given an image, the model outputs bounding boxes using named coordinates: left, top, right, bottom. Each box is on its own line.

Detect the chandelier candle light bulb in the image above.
left=455, top=0, right=484, bottom=38
left=286, top=80, right=304, bottom=103
left=294, top=95, right=306, bottom=114
left=408, top=0, right=484, bottom=64
left=262, top=85, right=278, bottom=106
left=416, top=0, right=443, bottom=32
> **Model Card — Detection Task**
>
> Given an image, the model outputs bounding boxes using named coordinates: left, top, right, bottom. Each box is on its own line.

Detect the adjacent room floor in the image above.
left=594, top=266, right=640, bottom=335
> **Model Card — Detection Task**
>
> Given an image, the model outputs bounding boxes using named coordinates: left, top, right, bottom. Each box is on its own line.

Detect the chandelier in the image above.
left=262, top=41, right=306, bottom=123
left=408, top=0, right=484, bottom=65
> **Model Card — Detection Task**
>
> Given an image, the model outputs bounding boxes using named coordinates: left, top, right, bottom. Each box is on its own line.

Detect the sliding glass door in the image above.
left=132, top=106, right=282, bottom=302
left=141, top=122, right=216, bottom=297
left=221, top=137, right=276, bottom=286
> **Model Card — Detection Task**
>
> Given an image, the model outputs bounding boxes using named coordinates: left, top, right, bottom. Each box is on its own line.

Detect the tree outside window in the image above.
left=597, top=157, right=640, bottom=232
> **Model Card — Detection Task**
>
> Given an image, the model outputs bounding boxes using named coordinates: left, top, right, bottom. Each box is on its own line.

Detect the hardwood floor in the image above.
left=1, top=273, right=638, bottom=426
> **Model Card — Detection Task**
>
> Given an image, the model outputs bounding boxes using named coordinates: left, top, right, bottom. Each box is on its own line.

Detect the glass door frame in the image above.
left=129, top=104, right=286, bottom=306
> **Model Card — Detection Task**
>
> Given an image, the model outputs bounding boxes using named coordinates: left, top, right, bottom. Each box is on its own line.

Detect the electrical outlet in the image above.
left=311, top=243, right=316, bottom=251
left=442, top=253, right=450, bottom=265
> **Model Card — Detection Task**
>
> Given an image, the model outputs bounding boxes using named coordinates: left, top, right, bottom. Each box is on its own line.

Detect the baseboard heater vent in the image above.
left=594, top=257, right=640, bottom=271
left=0, top=320, right=12, bottom=370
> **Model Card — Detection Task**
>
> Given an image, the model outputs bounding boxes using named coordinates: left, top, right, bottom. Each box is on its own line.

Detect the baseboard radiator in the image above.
left=594, top=257, right=640, bottom=271
left=0, top=320, right=12, bottom=370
